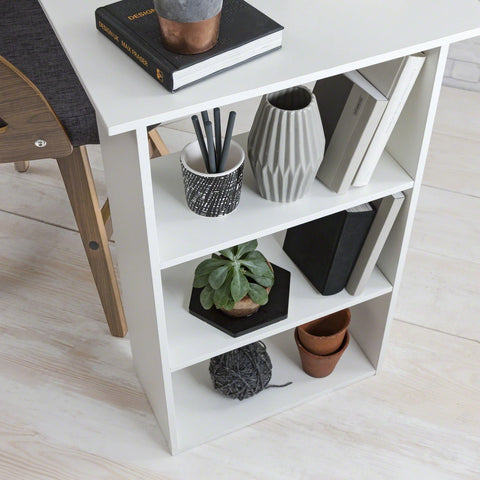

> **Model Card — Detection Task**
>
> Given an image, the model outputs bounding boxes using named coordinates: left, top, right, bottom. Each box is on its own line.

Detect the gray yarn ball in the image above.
left=209, top=342, right=273, bottom=400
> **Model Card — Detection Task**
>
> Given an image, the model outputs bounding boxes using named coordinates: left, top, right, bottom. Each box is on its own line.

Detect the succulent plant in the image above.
left=193, top=240, right=274, bottom=311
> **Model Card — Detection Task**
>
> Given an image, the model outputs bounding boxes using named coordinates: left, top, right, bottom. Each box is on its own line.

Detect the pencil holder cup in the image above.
left=180, top=139, right=244, bottom=217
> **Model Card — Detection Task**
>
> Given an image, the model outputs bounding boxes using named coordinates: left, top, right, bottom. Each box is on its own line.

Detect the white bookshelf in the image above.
left=39, top=0, right=480, bottom=456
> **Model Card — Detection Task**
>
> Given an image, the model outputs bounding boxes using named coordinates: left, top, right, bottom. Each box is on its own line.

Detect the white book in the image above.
left=346, top=192, right=405, bottom=295
left=314, top=71, right=387, bottom=194
left=352, top=54, right=426, bottom=187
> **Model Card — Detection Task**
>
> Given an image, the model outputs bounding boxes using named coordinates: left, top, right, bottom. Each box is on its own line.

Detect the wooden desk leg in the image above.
left=57, top=146, right=127, bottom=338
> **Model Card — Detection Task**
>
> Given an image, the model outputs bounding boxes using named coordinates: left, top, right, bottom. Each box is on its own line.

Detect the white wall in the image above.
left=444, top=37, right=480, bottom=91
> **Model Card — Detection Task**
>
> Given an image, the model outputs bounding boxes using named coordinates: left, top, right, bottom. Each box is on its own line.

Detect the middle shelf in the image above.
left=151, top=132, right=414, bottom=269
left=163, top=233, right=392, bottom=372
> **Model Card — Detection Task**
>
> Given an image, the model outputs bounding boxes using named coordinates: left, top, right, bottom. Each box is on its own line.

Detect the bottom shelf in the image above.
left=171, top=328, right=375, bottom=453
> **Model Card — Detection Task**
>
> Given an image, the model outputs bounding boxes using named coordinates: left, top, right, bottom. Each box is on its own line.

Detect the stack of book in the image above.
left=315, top=54, right=426, bottom=193
left=283, top=192, right=405, bottom=296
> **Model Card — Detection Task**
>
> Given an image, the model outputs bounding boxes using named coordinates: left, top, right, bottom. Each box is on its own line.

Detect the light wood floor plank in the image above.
left=409, top=185, right=480, bottom=264
left=433, top=86, right=480, bottom=140
left=424, top=132, right=480, bottom=197
left=395, top=248, right=480, bottom=341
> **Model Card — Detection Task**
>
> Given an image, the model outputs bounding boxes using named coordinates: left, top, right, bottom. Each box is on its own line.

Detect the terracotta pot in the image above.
left=295, top=328, right=350, bottom=378
left=220, top=262, right=273, bottom=318
left=297, top=309, right=351, bottom=356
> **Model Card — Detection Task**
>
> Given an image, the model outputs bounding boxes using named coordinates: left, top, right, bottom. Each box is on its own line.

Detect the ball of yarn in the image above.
left=209, top=341, right=273, bottom=400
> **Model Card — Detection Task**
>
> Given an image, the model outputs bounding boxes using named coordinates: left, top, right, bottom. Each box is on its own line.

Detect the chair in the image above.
left=0, top=0, right=168, bottom=337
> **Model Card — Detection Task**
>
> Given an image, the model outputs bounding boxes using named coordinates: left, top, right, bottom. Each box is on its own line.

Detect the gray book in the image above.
left=346, top=192, right=405, bottom=295
left=353, top=54, right=426, bottom=186
left=314, top=70, right=387, bottom=194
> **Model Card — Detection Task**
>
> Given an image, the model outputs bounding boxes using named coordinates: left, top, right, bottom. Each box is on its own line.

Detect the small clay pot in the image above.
left=297, top=309, right=351, bottom=356
left=295, top=328, right=350, bottom=378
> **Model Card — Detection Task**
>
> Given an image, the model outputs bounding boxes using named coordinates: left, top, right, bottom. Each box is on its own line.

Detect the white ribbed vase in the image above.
left=247, top=86, right=325, bottom=202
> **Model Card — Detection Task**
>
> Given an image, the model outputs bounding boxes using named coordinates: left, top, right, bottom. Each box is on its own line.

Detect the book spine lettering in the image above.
left=95, top=9, right=175, bottom=92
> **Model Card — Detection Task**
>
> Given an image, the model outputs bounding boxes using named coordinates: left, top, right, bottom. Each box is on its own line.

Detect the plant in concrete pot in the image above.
left=194, top=240, right=274, bottom=317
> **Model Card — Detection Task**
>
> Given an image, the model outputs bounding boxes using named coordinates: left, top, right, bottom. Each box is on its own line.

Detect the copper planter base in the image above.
left=157, top=11, right=221, bottom=54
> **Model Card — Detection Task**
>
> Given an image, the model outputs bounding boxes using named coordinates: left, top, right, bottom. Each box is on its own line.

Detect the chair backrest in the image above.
left=0, top=55, right=72, bottom=164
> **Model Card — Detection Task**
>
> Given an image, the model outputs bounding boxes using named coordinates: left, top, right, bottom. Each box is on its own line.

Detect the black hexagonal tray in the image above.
left=188, top=263, right=290, bottom=337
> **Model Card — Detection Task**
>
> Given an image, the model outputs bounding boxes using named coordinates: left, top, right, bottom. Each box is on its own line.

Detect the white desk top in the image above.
left=39, top=0, right=480, bottom=135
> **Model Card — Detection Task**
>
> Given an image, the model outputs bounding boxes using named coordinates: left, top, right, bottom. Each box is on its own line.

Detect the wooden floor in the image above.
left=0, top=86, right=479, bottom=479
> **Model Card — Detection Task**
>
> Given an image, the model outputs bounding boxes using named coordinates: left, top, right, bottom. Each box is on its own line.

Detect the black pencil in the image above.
left=191, top=115, right=210, bottom=173
left=218, top=111, right=236, bottom=173
left=213, top=107, right=222, bottom=170
left=201, top=110, right=209, bottom=126
left=205, top=120, right=217, bottom=174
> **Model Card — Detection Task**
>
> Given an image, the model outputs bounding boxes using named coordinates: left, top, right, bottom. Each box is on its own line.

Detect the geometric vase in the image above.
left=247, top=85, right=325, bottom=202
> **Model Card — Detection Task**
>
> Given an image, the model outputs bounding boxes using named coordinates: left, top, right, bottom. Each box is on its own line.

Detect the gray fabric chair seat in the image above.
left=1, top=0, right=99, bottom=147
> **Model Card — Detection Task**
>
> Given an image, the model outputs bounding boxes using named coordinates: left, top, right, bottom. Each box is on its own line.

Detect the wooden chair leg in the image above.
left=57, top=146, right=127, bottom=337
left=101, top=198, right=113, bottom=240
left=14, top=161, right=30, bottom=172
left=148, top=128, right=170, bottom=158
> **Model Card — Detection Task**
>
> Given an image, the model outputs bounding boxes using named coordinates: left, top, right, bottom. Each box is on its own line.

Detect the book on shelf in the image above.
left=352, top=53, right=426, bottom=187
left=283, top=204, right=376, bottom=296
left=346, top=192, right=405, bottom=295
left=95, top=0, right=283, bottom=92
left=314, top=71, right=388, bottom=194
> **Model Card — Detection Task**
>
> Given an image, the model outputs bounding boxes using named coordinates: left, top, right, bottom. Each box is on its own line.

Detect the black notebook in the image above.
left=283, top=204, right=376, bottom=295
left=95, top=0, right=283, bottom=92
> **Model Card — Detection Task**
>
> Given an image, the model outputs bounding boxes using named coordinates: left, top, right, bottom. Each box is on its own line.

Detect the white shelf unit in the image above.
left=145, top=46, right=447, bottom=454
left=38, top=0, right=480, bottom=457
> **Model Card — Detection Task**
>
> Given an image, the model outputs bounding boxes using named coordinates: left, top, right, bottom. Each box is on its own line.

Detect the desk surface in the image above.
left=39, top=0, right=480, bottom=135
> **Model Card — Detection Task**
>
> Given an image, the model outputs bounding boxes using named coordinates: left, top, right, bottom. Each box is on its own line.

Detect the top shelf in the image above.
left=151, top=133, right=413, bottom=269
left=39, top=0, right=480, bottom=134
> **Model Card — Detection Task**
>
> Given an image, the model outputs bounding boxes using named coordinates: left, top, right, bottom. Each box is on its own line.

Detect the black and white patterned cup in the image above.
left=180, top=140, right=244, bottom=217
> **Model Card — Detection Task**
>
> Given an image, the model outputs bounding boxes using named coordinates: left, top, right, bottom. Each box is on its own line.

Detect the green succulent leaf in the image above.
left=235, top=240, right=258, bottom=258
left=243, top=250, right=266, bottom=262
left=193, top=272, right=210, bottom=288
left=244, top=270, right=274, bottom=288
left=213, top=271, right=234, bottom=309
left=248, top=283, right=269, bottom=305
left=240, top=259, right=273, bottom=278
left=199, top=284, right=215, bottom=310
left=218, top=247, right=235, bottom=260
left=231, top=267, right=250, bottom=302
left=221, top=296, right=236, bottom=311
left=195, top=257, right=228, bottom=277
left=208, top=264, right=231, bottom=290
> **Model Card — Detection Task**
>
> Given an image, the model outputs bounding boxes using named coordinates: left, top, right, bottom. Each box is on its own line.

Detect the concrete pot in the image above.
left=295, top=328, right=350, bottom=378
left=248, top=86, right=325, bottom=202
left=153, top=0, right=222, bottom=54
left=297, top=308, right=351, bottom=356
